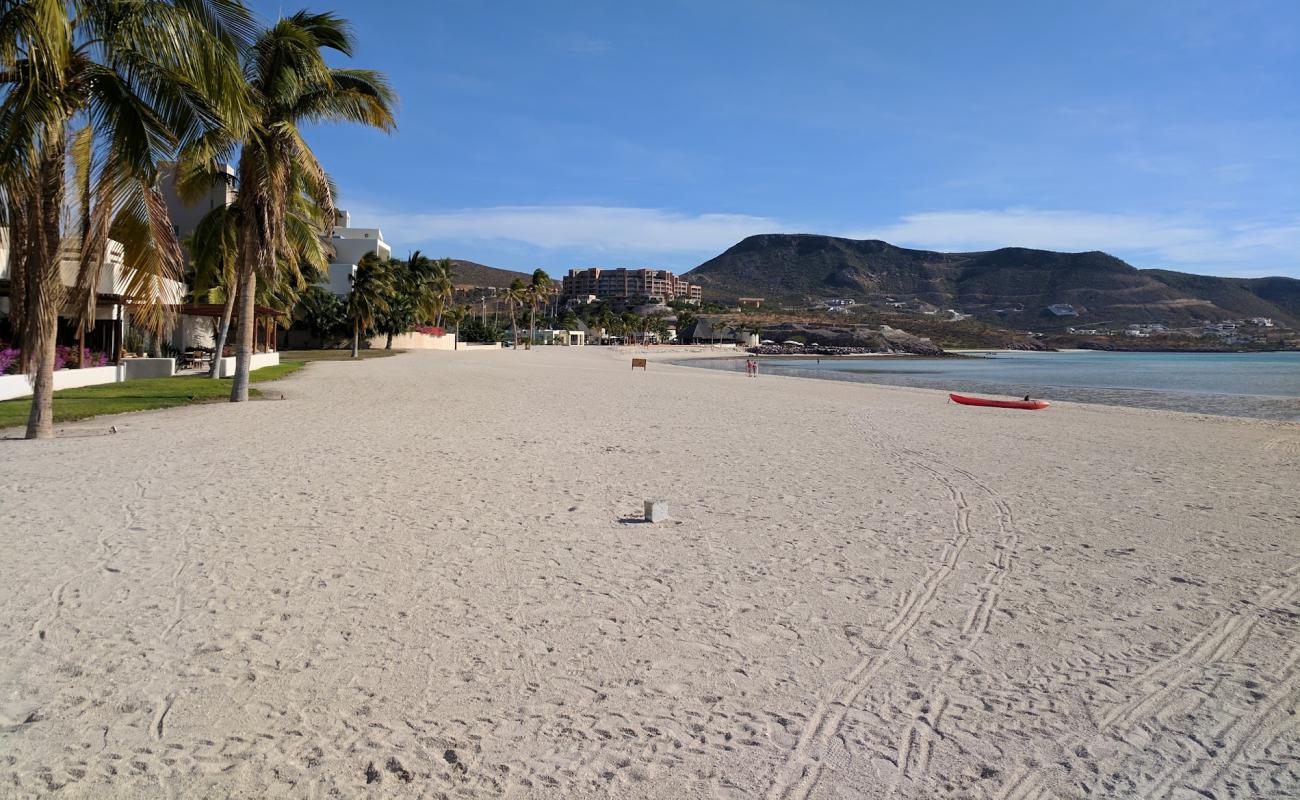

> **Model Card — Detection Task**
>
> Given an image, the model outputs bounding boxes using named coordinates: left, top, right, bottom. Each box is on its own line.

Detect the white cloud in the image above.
left=350, top=204, right=797, bottom=255
left=346, top=202, right=1300, bottom=277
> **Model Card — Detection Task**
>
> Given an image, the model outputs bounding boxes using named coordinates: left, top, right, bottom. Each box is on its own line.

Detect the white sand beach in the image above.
left=1, top=347, right=1297, bottom=799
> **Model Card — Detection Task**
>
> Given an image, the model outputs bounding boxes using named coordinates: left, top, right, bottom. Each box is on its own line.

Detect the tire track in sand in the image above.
left=1011, top=567, right=1300, bottom=800
left=1142, top=637, right=1300, bottom=797
left=1099, top=581, right=1300, bottom=733
left=766, top=434, right=1017, bottom=800
left=886, top=451, right=1020, bottom=797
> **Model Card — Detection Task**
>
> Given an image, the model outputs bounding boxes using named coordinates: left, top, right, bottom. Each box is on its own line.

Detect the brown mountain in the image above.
left=683, top=234, right=1300, bottom=327
left=449, top=260, right=532, bottom=289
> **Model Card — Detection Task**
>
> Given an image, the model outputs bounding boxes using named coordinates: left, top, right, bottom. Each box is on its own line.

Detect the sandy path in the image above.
left=0, top=347, right=1296, bottom=799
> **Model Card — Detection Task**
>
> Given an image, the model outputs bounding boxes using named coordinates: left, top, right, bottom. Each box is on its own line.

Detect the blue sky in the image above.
left=252, top=0, right=1300, bottom=277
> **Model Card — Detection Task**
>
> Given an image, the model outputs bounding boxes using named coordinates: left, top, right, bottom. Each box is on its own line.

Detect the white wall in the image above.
left=368, top=332, right=455, bottom=351
left=323, top=218, right=390, bottom=296
left=216, top=352, right=280, bottom=378
left=173, top=315, right=217, bottom=350
left=329, top=229, right=390, bottom=266
left=327, top=263, right=356, bottom=295
left=0, top=365, right=123, bottom=401
left=123, top=358, right=176, bottom=380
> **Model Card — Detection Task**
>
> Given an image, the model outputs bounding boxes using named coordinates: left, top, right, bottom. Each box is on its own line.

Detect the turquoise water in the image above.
left=686, top=351, right=1300, bottom=421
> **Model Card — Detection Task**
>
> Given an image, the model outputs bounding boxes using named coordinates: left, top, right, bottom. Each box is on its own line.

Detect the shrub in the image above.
left=1, top=342, right=110, bottom=374
left=53, top=346, right=109, bottom=371
left=0, top=345, right=18, bottom=375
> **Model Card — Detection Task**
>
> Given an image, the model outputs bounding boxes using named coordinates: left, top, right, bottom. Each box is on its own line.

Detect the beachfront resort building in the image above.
left=160, top=165, right=388, bottom=298
left=560, top=267, right=702, bottom=304
left=2, top=170, right=205, bottom=361
left=325, top=209, right=391, bottom=295
left=160, top=163, right=237, bottom=248
left=0, top=230, right=198, bottom=400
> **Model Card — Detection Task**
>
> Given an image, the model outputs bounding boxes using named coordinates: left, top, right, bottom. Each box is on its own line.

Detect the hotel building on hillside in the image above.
left=560, top=267, right=702, bottom=303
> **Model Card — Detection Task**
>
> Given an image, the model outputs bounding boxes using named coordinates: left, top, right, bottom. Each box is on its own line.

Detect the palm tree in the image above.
left=187, top=203, right=238, bottom=376
left=375, top=257, right=416, bottom=348
left=0, top=0, right=252, bottom=438
left=526, top=269, right=552, bottom=349
left=504, top=277, right=527, bottom=348
left=646, top=312, right=671, bottom=344
left=347, top=252, right=392, bottom=357
left=620, top=312, right=640, bottom=345
left=296, top=283, right=346, bottom=342
left=188, top=173, right=330, bottom=376
left=224, top=11, right=396, bottom=402
left=591, top=306, right=615, bottom=345
left=429, top=258, right=455, bottom=328
left=444, top=304, right=468, bottom=350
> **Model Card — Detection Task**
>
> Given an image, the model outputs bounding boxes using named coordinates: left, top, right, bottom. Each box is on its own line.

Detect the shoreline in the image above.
left=672, top=350, right=1300, bottom=423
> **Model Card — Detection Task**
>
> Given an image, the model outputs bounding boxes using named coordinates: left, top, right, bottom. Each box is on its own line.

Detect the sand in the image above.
left=1, top=346, right=1297, bottom=799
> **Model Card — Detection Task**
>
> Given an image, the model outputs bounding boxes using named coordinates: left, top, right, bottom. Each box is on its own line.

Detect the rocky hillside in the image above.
left=757, top=323, right=946, bottom=355
left=684, top=234, right=1300, bottom=328
left=450, top=260, right=532, bottom=289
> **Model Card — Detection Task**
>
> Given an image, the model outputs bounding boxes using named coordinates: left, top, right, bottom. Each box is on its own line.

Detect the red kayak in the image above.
left=949, top=393, right=1050, bottom=410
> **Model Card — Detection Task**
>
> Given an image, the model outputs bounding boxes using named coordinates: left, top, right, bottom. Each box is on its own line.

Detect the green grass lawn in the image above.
left=0, top=360, right=305, bottom=430
left=278, top=348, right=403, bottom=361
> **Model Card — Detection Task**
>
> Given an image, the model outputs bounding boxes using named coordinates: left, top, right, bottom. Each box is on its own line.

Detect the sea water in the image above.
left=685, top=351, right=1300, bottom=421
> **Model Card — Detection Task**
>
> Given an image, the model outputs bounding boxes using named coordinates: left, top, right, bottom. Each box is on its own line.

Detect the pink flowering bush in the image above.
left=0, top=343, right=107, bottom=374
left=53, top=346, right=109, bottom=371
left=0, top=345, right=18, bottom=375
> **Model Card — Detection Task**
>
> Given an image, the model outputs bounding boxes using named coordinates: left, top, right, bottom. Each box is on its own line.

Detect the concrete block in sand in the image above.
left=644, top=499, right=668, bottom=523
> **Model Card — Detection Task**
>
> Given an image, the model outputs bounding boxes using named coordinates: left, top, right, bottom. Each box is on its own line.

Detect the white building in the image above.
left=326, top=209, right=391, bottom=295
left=0, top=229, right=194, bottom=399
left=160, top=163, right=237, bottom=247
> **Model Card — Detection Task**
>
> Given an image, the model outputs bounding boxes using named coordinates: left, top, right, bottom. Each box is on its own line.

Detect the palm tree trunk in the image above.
left=25, top=330, right=57, bottom=440
left=229, top=270, right=256, bottom=402
left=24, top=141, right=65, bottom=440
left=209, top=287, right=236, bottom=379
